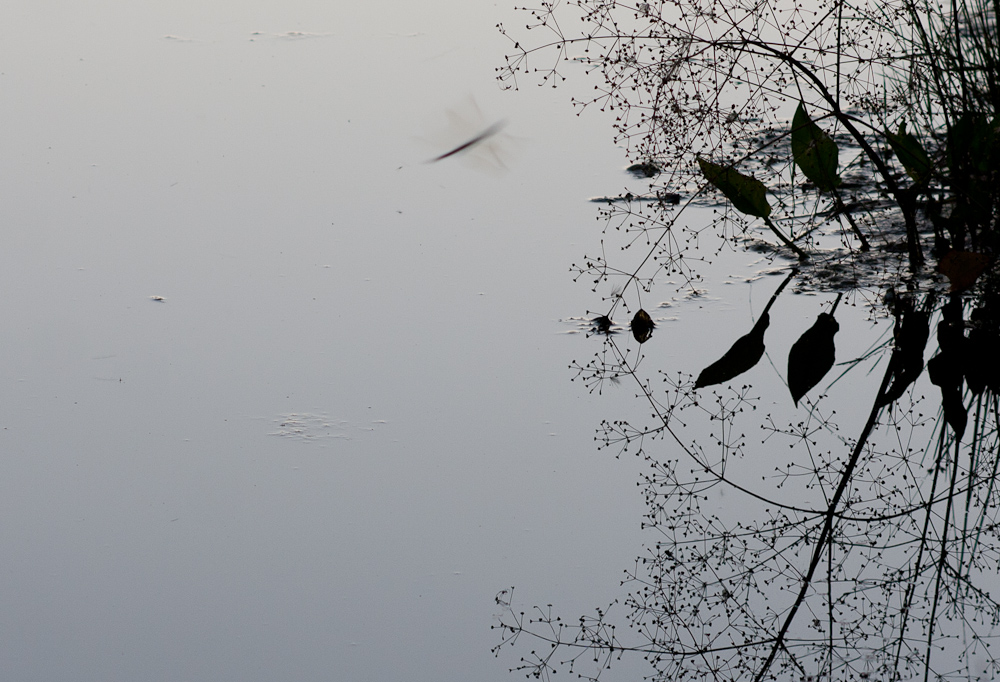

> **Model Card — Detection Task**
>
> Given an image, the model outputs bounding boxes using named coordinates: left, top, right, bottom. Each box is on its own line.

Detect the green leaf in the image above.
left=947, top=114, right=996, bottom=176
left=887, top=123, right=932, bottom=184
left=697, top=157, right=771, bottom=218
left=791, top=102, right=840, bottom=192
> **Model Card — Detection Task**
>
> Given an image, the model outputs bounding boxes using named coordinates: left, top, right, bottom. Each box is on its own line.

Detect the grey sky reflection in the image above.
left=0, top=1, right=653, bottom=681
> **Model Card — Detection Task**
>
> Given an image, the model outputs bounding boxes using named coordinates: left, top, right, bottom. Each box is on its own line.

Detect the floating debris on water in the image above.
left=249, top=31, right=335, bottom=40
left=590, top=192, right=681, bottom=204
left=560, top=315, right=625, bottom=335
left=270, top=413, right=388, bottom=443
left=626, top=161, right=661, bottom=178
left=592, top=315, right=613, bottom=334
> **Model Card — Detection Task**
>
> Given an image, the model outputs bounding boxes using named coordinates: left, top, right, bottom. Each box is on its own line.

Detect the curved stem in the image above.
left=752, top=357, right=896, bottom=682
left=764, top=216, right=810, bottom=260
left=733, top=39, right=925, bottom=267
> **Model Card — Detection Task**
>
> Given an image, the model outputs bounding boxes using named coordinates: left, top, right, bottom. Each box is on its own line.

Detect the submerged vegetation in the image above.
left=492, top=0, right=1000, bottom=680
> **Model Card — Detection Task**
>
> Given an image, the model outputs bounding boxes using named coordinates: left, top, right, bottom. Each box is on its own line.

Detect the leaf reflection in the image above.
left=787, top=293, right=841, bottom=406
left=496, top=0, right=1000, bottom=678
left=694, top=269, right=795, bottom=389
left=630, top=309, right=655, bottom=343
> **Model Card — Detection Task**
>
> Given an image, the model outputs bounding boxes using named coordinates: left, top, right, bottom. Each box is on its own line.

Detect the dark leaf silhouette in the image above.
left=697, top=157, right=771, bottom=218
left=941, top=390, right=968, bottom=440
left=694, top=314, right=769, bottom=388
left=694, top=270, right=795, bottom=389
left=928, top=353, right=968, bottom=439
left=631, top=309, right=655, bottom=343
left=787, top=294, right=842, bottom=406
left=927, top=353, right=962, bottom=387
left=936, top=296, right=966, bottom=354
left=965, top=328, right=990, bottom=395
left=791, top=102, right=840, bottom=192
left=698, top=158, right=808, bottom=259
left=947, top=114, right=995, bottom=177
left=927, top=351, right=963, bottom=387
left=967, top=307, right=1000, bottom=395
left=877, top=299, right=931, bottom=408
left=887, top=122, right=933, bottom=185
left=927, top=296, right=967, bottom=439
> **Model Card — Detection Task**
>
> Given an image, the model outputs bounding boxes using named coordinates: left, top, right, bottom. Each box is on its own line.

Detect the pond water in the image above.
left=0, top=2, right=962, bottom=682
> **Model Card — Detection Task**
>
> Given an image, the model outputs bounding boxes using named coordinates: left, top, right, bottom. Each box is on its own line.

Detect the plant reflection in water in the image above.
left=491, top=0, right=1000, bottom=678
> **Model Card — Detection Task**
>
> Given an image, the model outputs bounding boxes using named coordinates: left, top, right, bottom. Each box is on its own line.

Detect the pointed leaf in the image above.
left=928, top=298, right=967, bottom=439
left=947, top=114, right=996, bottom=176
left=791, top=102, right=840, bottom=192
left=887, top=123, right=932, bottom=184
left=966, top=326, right=991, bottom=395
left=694, top=314, right=769, bottom=388
left=787, top=312, right=839, bottom=406
left=698, top=158, right=771, bottom=218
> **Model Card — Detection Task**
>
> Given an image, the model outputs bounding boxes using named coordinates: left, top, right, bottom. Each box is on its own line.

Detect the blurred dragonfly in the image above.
left=423, top=97, right=514, bottom=172
left=429, top=119, right=508, bottom=162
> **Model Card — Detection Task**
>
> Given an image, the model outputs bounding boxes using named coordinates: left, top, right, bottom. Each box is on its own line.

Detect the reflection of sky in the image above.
left=0, top=2, right=893, bottom=681
left=0, top=2, right=652, bottom=682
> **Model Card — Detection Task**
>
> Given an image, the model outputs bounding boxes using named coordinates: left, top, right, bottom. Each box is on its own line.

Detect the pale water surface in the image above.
left=0, top=2, right=882, bottom=682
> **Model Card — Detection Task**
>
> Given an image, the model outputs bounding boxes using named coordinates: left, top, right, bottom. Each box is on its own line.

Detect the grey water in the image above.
left=0, top=2, right=892, bottom=682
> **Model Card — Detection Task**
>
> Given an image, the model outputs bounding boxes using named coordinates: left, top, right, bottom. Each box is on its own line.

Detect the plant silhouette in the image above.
left=877, top=298, right=932, bottom=409
left=927, top=296, right=969, bottom=439
left=694, top=270, right=794, bottom=389
left=630, top=309, right=655, bottom=344
left=787, top=293, right=842, bottom=406
left=493, top=0, right=1000, bottom=679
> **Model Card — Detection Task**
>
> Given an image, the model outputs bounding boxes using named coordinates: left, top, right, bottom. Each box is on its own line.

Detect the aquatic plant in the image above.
left=492, top=0, right=1000, bottom=680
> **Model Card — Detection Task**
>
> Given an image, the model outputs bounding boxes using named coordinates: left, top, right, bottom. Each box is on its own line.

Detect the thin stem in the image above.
left=752, top=358, right=896, bottom=682
left=763, top=215, right=810, bottom=259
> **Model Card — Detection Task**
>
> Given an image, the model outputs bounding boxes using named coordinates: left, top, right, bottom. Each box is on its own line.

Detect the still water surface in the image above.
left=0, top=2, right=884, bottom=681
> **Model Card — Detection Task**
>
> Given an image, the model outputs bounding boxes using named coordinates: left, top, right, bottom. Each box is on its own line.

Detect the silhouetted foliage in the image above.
left=630, top=309, right=655, bottom=343
left=787, top=294, right=841, bottom=406
left=692, top=316, right=768, bottom=388
left=927, top=296, right=969, bottom=438
left=694, top=270, right=794, bottom=388
left=967, top=306, right=1000, bottom=395
left=878, top=298, right=932, bottom=409
left=493, top=0, right=1000, bottom=679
